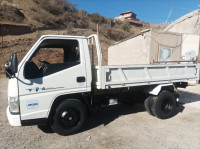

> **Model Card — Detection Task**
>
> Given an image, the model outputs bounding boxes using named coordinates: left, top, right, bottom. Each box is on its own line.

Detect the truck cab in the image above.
left=6, top=35, right=95, bottom=135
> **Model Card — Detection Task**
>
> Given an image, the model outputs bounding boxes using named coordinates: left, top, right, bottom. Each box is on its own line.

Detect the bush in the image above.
left=114, top=19, right=123, bottom=26
left=89, top=13, right=108, bottom=24
left=78, top=9, right=88, bottom=18
left=120, top=21, right=131, bottom=32
left=105, top=28, right=130, bottom=41
left=31, top=0, right=79, bottom=28
left=67, top=22, right=74, bottom=34
left=88, top=22, right=97, bottom=32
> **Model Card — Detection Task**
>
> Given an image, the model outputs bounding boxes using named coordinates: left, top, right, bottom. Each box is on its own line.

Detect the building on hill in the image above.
left=114, top=11, right=150, bottom=27
left=123, top=18, right=150, bottom=27
left=115, top=11, right=138, bottom=20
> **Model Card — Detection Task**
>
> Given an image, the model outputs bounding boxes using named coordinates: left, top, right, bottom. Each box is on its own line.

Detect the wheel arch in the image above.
left=47, top=93, right=91, bottom=124
left=145, top=84, right=177, bottom=96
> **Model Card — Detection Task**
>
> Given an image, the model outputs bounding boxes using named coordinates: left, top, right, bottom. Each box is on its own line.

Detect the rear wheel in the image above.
left=151, top=91, right=176, bottom=119
left=51, top=99, right=87, bottom=136
left=144, top=96, right=154, bottom=116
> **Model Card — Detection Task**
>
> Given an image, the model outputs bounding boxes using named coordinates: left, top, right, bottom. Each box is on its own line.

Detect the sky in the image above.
left=70, top=0, right=200, bottom=24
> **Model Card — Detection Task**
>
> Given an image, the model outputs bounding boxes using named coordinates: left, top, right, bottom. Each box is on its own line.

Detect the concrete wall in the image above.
left=108, top=31, right=151, bottom=65
left=181, top=34, right=200, bottom=61
left=108, top=30, right=182, bottom=65
left=164, top=10, right=200, bottom=63
left=164, top=9, right=200, bottom=83
left=150, top=31, right=182, bottom=63
left=165, top=10, right=200, bottom=35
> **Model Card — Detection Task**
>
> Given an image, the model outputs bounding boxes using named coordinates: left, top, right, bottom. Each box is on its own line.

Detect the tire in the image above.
left=51, top=99, right=87, bottom=136
left=144, top=96, right=154, bottom=116
left=151, top=91, right=176, bottom=119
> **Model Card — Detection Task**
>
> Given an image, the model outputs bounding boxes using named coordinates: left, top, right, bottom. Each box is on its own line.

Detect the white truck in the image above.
left=5, top=34, right=199, bottom=136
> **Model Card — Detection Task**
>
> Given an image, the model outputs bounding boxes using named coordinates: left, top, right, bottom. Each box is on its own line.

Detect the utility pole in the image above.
left=97, top=24, right=99, bottom=38
left=1, top=25, right=4, bottom=48
left=165, top=7, right=173, bottom=24
left=198, top=4, right=200, bottom=63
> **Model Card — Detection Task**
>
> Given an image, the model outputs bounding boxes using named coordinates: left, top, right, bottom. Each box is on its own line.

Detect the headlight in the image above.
left=9, top=97, right=19, bottom=114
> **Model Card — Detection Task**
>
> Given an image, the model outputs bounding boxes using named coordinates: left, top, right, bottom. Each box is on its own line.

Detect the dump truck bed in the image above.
left=93, top=64, right=199, bottom=89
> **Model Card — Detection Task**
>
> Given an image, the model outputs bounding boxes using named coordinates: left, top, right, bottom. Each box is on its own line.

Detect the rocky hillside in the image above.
left=0, top=0, right=147, bottom=73
left=0, top=0, right=146, bottom=35
left=1, top=0, right=79, bottom=29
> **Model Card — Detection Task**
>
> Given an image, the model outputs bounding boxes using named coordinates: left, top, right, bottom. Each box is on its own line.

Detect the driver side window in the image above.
left=32, top=48, right=64, bottom=68
left=24, top=39, right=80, bottom=79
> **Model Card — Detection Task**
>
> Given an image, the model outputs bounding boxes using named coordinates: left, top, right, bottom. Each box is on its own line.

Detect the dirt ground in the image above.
left=0, top=74, right=200, bottom=149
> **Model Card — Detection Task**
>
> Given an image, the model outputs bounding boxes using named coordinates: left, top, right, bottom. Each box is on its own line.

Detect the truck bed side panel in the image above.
left=93, top=64, right=199, bottom=89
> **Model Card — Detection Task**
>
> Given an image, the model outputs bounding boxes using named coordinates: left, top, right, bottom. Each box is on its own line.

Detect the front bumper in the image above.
left=6, top=107, right=21, bottom=126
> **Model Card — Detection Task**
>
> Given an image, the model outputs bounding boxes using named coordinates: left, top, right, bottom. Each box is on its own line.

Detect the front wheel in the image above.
left=51, top=99, right=87, bottom=136
left=151, top=91, right=176, bottom=119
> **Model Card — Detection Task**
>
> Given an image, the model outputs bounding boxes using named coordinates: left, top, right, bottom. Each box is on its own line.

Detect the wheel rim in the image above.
left=59, top=108, right=80, bottom=129
left=161, top=98, right=172, bottom=113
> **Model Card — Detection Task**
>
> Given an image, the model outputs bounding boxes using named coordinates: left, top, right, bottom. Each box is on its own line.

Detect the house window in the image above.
left=159, top=47, right=172, bottom=62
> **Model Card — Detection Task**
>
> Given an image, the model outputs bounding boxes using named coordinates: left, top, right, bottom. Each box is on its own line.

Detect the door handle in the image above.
left=77, top=76, right=85, bottom=82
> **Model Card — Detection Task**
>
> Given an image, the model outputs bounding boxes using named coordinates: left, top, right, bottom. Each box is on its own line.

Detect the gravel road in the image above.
left=0, top=74, right=200, bottom=149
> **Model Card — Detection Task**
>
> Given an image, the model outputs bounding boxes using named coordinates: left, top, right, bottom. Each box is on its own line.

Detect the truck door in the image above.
left=17, top=37, right=87, bottom=121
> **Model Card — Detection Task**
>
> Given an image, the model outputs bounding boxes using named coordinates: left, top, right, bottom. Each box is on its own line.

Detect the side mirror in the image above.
left=10, top=53, right=18, bottom=74
left=5, top=53, right=18, bottom=78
